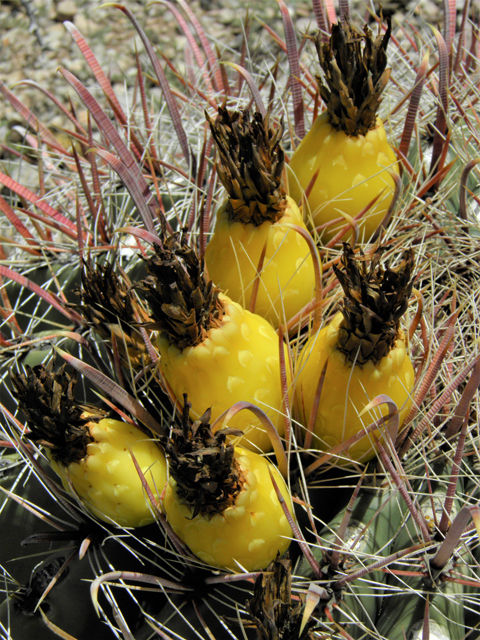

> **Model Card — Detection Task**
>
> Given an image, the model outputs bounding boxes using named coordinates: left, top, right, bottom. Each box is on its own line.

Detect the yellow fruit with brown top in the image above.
left=163, top=406, right=293, bottom=572
left=288, top=112, right=399, bottom=243
left=140, top=232, right=291, bottom=454
left=10, top=363, right=167, bottom=528
left=288, top=18, right=399, bottom=244
left=205, top=108, right=316, bottom=328
left=295, top=245, right=415, bottom=464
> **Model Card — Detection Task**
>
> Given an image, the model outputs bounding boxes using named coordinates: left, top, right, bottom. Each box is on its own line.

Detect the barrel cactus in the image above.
left=1, top=1, right=480, bottom=639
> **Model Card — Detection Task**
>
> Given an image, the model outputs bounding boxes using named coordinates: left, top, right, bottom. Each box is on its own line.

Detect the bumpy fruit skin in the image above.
left=163, top=446, right=293, bottom=571
left=205, top=196, right=316, bottom=328
left=295, top=313, right=414, bottom=463
left=49, top=418, right=167, bottom=527
left=288, top=112, right=399, bottom=243
left=158, top=294, right=290, bottom=453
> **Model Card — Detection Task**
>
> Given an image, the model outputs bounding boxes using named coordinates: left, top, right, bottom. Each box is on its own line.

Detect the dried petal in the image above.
left=207, top=108, right=287, bottom=226
left=139, top=232, right=225, bottom=351
left=165, top=397, right=244, bottom=519
left=246, top=556, right=316, bottom=640
left=334, top=244, right=415, bottom=365
left=314, top=17, right=391, bottom=136
left=73, top=262, right=150, bottom=364
left=10, top=362, right=101, bottom=465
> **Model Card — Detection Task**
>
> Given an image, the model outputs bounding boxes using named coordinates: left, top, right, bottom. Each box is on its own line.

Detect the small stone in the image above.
left=55, top=0, right=77, bottom=22
left=43, top=22, right=66, bottom=48
left=67, top=59, right=86, bottom=75
left=217, top=8, right=238, bottom=25
left=6, top=70, right=24, bottom=86
left=73, top=14, right=94, bottom=35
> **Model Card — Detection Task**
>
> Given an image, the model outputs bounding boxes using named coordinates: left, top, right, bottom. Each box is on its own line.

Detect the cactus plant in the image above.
left=1, top=1, right=480, bottom=640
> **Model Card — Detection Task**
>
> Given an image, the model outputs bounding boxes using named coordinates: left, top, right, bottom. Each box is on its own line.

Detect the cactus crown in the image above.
left=10, top=362, right=102, bottom=465
left=207, top=107, right=287, bottom=226
left=165, top=397, right=245, bottom=519
left=334, top=243, right=415, bottom=365
left=314, top=17, right=391, bottom=136
left=139, top=232, right=225, bottom=351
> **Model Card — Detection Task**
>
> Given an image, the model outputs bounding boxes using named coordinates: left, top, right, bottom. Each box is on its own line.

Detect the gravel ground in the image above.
left=0, top=0, right=471, bottom=155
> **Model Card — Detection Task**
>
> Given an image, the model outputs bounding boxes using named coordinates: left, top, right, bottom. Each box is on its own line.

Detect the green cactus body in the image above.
left=375, top=575, right=465, bottom=640
left=375, top=475, right=465, bottom=640
left=297, top=485, right=404, bottom=638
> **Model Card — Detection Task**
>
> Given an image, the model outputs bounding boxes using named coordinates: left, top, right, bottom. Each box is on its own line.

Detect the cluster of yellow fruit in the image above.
left=196, top=16, right=413, bottom=466
left=10, top=17, right=415, bottom=575
left=11, top=357, right=293, bottom=573
left=137, top=231, right=296, bottom=571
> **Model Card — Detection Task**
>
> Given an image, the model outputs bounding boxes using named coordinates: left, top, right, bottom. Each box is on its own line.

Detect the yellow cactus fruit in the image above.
left=295, top=245, right=415, bottom=464
left=288, top=18, right=399, bottom=244
left=205, top=108, right=316, bottom=328
left=163, top=405, right=293, bottom=572
left=10, top=363, right=167, bottom=528
left=140, top=232, right=291, bottom=454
